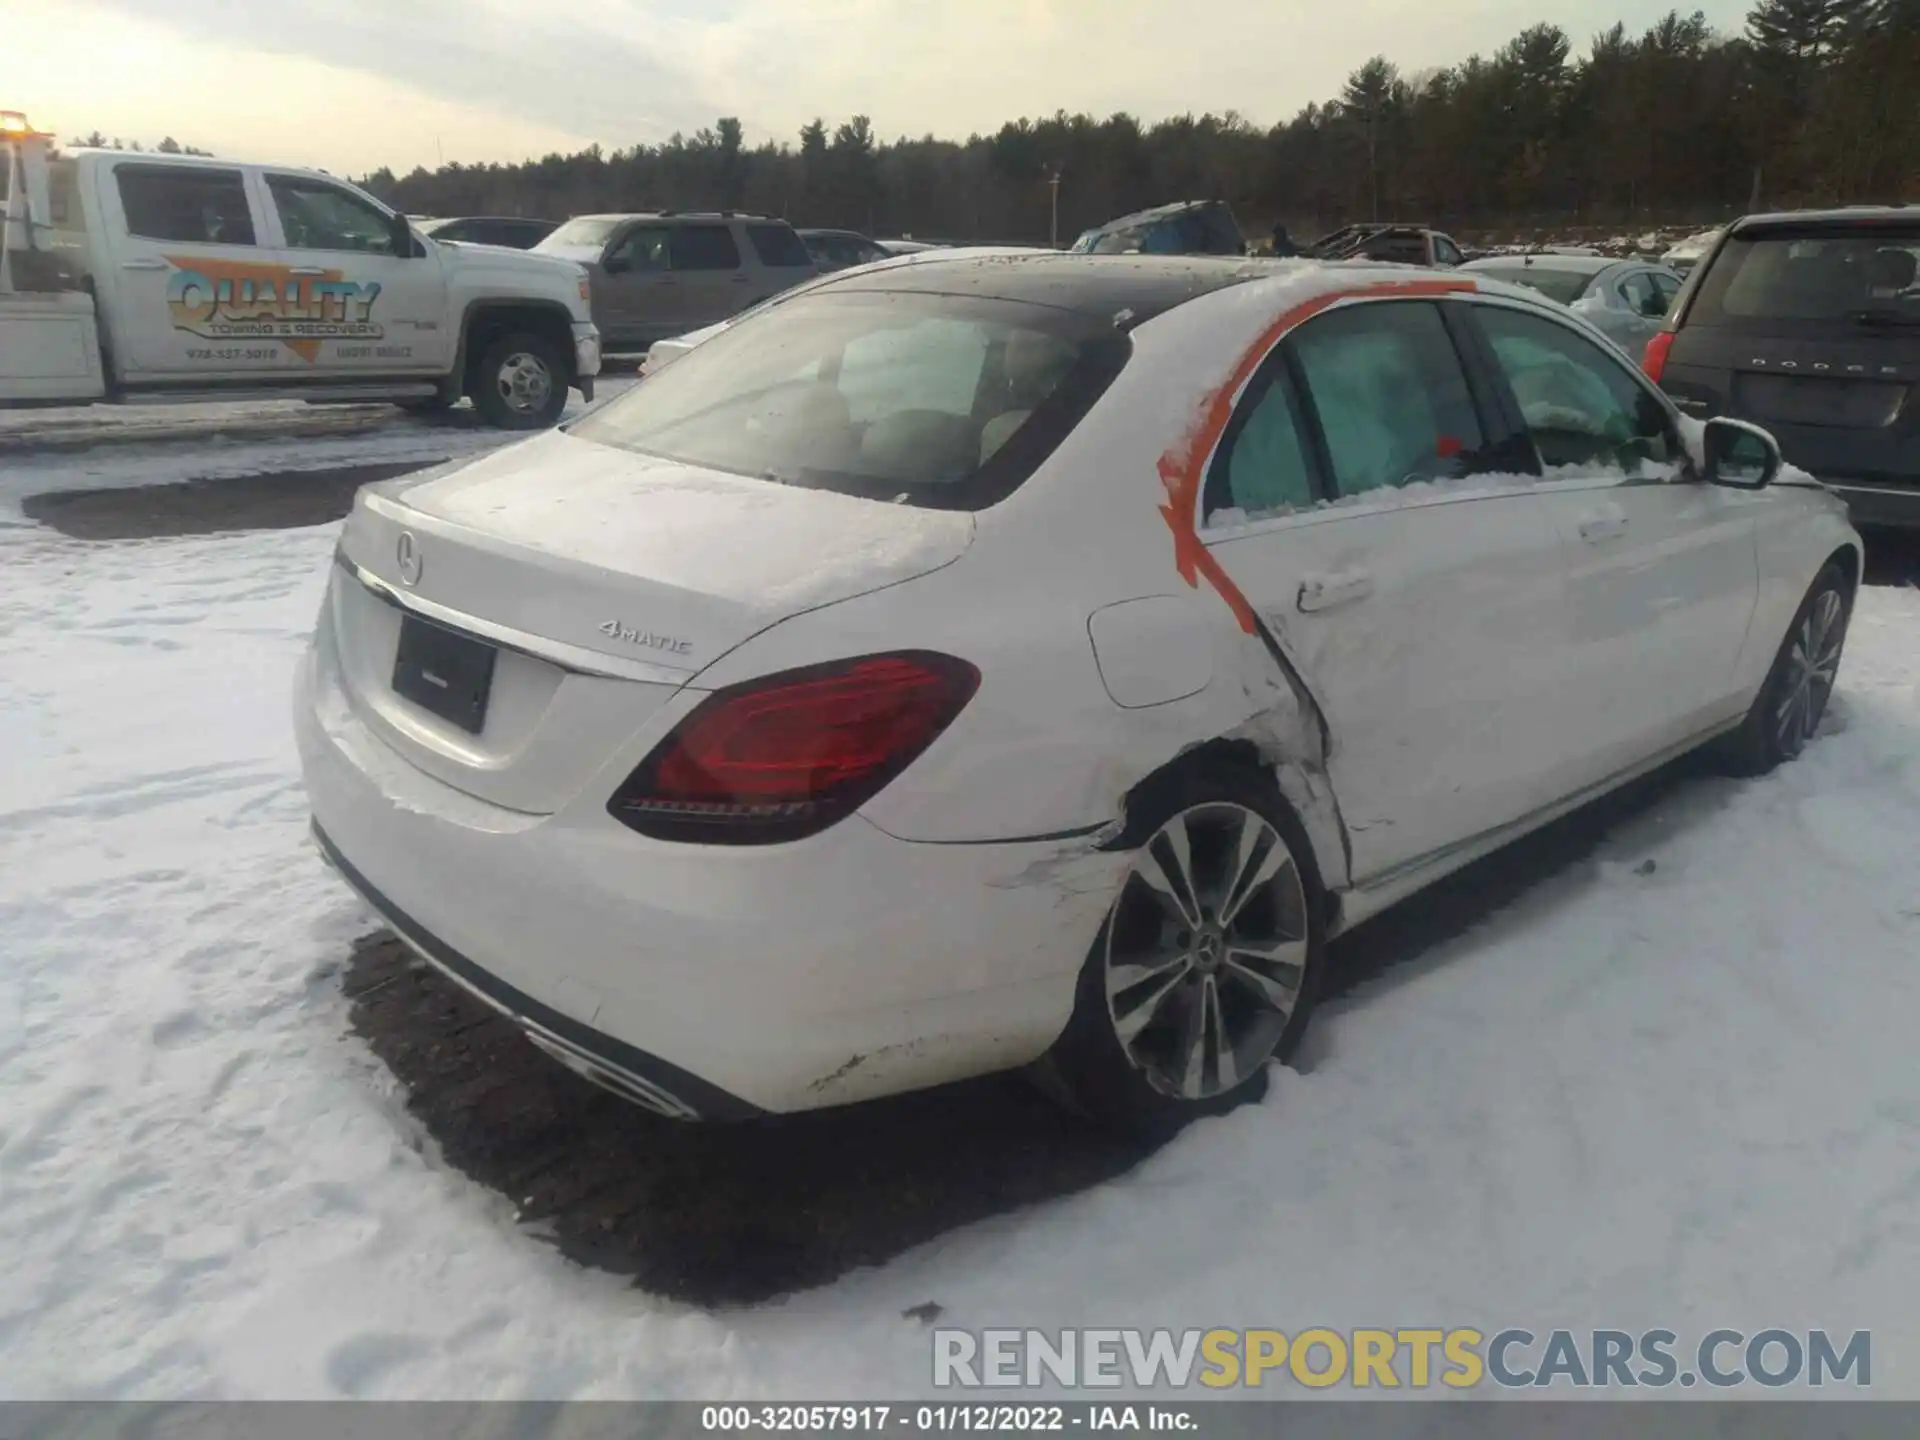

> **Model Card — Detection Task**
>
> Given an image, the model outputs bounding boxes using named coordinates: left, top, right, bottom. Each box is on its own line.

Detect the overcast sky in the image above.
left=6, top=0, right=1753, bottom=177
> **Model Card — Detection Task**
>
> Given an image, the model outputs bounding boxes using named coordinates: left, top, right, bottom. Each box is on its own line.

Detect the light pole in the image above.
left=1048, top=165, right=1062, bottom=249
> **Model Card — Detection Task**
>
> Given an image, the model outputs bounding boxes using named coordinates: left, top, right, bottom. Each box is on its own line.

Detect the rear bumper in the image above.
left=313, top=819, right=757, bottom=1119
left=294, top=616, right=1124, bottom=1115
left=1824, top=479, right=1920, bottom=530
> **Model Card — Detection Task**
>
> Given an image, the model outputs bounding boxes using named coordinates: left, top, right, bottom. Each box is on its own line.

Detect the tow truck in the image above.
left=0, top=111, right=105, bottom=403
left=0, top=111, right=599, bottom=428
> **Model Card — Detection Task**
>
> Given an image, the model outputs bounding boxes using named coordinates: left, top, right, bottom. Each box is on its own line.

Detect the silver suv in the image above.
left=535, top=211, right=819, bottom=351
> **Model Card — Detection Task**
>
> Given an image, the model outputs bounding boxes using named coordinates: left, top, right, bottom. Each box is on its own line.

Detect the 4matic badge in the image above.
left=599, top=619, right=692, bottom=656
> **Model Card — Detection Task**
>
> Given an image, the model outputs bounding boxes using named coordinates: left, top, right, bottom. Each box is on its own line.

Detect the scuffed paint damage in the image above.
left=988, top=837, right=1133, bottom=905
left=808, top=1051, right=870, bottom=1093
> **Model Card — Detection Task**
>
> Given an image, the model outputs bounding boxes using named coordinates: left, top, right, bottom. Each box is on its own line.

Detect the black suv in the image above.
left=1646, top=207, right=1920, bottom=529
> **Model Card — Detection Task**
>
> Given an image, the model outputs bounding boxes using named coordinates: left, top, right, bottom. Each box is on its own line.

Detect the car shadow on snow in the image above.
left=342, top=931, right=1159, bottom=1307
left=344, top=750, right=1748, bottom=1307
left=21, top=461, right=445, bottom=540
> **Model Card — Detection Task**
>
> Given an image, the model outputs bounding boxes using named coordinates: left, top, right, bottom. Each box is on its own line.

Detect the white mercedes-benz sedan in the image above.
left=296, top=252, right=1861, bottom=1131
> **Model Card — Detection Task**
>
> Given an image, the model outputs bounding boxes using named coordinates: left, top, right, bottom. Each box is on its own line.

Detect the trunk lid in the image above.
left=330, top=430, right=975, bottom=813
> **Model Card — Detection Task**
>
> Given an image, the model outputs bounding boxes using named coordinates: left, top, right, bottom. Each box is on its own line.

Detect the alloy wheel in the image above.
left=1103, top=801, right=1309, bottom=1100
left=1774, top=587, right=1846, bottom=759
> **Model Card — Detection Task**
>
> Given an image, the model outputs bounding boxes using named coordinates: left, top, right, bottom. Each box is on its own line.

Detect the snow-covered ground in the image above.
left=2, top=429, right=1919, bottom=1398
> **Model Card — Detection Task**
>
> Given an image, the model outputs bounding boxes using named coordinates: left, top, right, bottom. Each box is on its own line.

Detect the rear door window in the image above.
left=1205, top=369, right=1317, bottom=522
left=748, top=223, right=814, bottom=268
left=670, top=224, right=743, bottom=272
left=1476, top=305, right=1677, bottom=474
left=1289, top=301, right=1488, bottom=497
left=115, top=165, right=256, bottom=246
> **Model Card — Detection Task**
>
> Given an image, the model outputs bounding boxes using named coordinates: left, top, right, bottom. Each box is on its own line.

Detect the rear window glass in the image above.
left=1691, top=227, right=1920, bottom=325
left=537, top=217, right=622, bottom=250
left=1473, top=265, right=1593, bottom=305
left=116, top=166, right=255, bottom=246
left=749, top=223, right=814, bottom=267
left=569, top=290, right=1130, bottom=511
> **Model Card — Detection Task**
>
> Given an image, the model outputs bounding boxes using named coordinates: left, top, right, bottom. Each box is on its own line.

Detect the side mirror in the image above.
left=601, top=249, right=629, bottom=275
left=1702, top=417, right=1781, bottom=490
left=389, top=213, right=417, bottom=258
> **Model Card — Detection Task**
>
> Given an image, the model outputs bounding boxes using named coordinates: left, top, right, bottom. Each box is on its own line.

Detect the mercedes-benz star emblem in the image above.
left=395, top=531, right=423, bottom=586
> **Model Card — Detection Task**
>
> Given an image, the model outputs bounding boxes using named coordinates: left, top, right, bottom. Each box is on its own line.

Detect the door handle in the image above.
left=120, top=259, right=168, bottom=271
left=1577, top=505, right=1629, bottom=543
left=729, top=274, right=751, bottom=283
left=288, top=266, right=326, bottom=276
left=1297, top=570, right=1374, bottom=613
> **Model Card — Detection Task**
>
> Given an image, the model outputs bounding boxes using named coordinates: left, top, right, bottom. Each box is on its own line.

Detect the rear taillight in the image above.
left=1642, top=330, right=1675, bottom=384
left=607, top=651, right=980, bottom=844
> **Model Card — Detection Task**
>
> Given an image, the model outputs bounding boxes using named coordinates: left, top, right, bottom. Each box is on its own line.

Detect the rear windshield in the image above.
left=1690, top=226, right=1920, bottom=327
left=537, top=217, right=622, bottom=250
left=1472, top=265, right=1593, bottom=305
left=569, top=290, right=1131, bottom=510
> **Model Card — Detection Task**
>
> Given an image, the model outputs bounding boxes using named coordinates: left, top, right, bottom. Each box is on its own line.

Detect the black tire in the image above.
left=1717, top=561, right=1853, bottom=777
left=469, top=330, right=569, bottom=431
left=1033, top=763, right=1327, bottom=1137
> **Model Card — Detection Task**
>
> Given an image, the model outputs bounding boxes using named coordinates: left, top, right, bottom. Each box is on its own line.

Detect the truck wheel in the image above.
left=471, top=331, right=568, bottom=430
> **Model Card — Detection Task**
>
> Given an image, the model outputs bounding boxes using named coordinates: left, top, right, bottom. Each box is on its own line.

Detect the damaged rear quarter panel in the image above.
left=683, top=270, right=1389, bottom=890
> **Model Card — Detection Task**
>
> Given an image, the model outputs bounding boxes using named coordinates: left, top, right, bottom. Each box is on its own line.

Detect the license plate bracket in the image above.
left=392, top=615, right=497, bottom=735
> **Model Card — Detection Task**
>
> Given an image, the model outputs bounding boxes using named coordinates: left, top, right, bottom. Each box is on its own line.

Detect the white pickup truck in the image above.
left=1, top=117, right=599, bottom=429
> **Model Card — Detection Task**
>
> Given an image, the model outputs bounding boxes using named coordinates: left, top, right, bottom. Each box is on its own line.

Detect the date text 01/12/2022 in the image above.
left=700, top=1406, right=1197, bottom=1432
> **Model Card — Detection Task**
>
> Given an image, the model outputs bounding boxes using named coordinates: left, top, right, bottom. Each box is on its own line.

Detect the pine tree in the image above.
left=1341, top=57, right=1399, bottom=221
left=1747, top=0, right=1865, bottom=61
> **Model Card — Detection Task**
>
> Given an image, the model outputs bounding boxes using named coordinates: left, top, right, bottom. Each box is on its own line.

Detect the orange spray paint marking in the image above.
left=1155, top=277, right=1477, bottom=634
